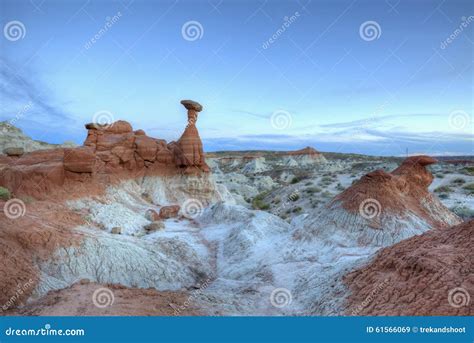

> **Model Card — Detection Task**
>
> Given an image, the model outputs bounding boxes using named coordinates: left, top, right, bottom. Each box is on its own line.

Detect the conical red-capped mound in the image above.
left=336, top=155, right=455, bottom=229
left=296, top=155, right=460, bottom=247
left=344, top=219, right=474, bottom=316
left=174, top=124, right=209, bottom=172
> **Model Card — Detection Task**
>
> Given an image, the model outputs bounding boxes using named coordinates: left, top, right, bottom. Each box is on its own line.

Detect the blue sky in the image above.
left=0, top=0, right=472, bottom=156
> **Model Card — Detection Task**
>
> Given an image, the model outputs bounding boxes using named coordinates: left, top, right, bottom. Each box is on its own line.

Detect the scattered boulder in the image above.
left=135, top=135, right=158, bottom=161
left=111, top=227, right=122, bottom=235
left=159, top=205, right=181, bottom=219
left=144, top=221, right=165, bottom=232
left=3, top=147, right=24, bottom=157
left=145, top=209, right=160, bottom=221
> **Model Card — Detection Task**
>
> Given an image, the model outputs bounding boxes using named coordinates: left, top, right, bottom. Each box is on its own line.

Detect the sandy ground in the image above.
left=5, top=282, right=201, bottom=316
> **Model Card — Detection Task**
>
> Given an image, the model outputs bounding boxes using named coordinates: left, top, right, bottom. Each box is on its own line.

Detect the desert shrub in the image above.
left=305, top=187, right=321, bottom=194
left=321, top=176, right=333, bottom=183
left=336, top=183, right=345, bottom=191
left=292, top=207, right=302, bottom=213
left=321, top=191, right=333, bottom=198
left=0, top=187, right=10, bottom=200
left=435, top=173, right=445, bottom=179
left=462, top=183, right=474, bottom=195
left=252, top=192, right=270, bottom=210
left=290, top=194, right=300, bottom=201
left=438, top=193, right=449, bottom=199
left=461, top=166, right=474, bottom=176
left=450, top=206, right=474, bottom=220
left=434, top=186, right=453, bottom=193
left=305, top=181, right=312, bottom=186
left=290, top=177, right=300, bottom=184
left=273, top=197, right=281, bottom=204
left=450, top=178, right=466, bottom=186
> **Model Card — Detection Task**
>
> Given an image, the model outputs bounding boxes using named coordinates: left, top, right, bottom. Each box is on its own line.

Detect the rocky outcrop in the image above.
left=344, top=220, right=473, bottom=316
left=0, top=121, right=77, bottom=154
left=172, top=100, right=209, bottom=172
left=0, top=101, right=210, bottom=199
left=296, top=155, right=461, bottom=247
left=279, top=146, right=327, bottom=166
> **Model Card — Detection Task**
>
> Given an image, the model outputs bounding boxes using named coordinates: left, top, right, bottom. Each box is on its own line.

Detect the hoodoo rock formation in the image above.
left=296, top=155, right=461, bottom=247
left=171, top=100, right=209, bottom=172
left=0, top=100, right=210, bottom=199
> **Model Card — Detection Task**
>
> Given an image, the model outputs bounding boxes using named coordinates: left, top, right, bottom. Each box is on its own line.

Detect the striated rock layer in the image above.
left=0, top=101, right=210, bottom=200
left=344, top=220, right=473, bottom=316
left=296, top=156, right=461, bottom=247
